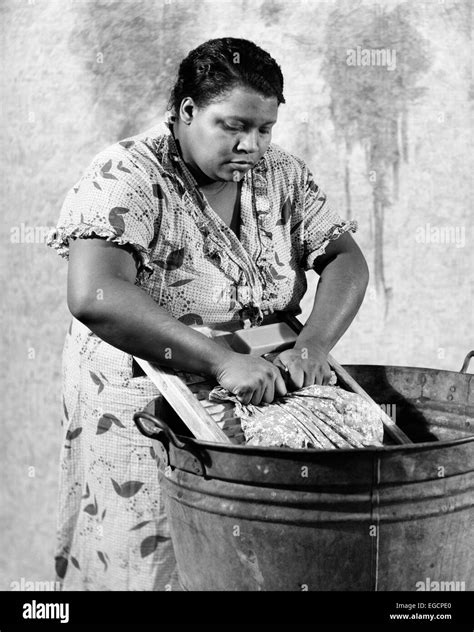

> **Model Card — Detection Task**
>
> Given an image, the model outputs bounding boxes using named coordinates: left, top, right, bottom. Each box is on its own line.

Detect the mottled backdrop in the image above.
left=1, top=0, right=472, bottom=587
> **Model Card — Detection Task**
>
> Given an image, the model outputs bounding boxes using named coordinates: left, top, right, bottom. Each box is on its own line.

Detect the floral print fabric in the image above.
left=46, top=116, right=357, bottom=590
left=209, top=384, right=385, bottom=449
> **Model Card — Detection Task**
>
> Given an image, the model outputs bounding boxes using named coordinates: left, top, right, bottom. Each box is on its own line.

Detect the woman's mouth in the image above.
left=226, top=161, right=255, bottom=182
left=228, top=162, right=254, bottom=182
left=228, top=161, right=254, bottom=168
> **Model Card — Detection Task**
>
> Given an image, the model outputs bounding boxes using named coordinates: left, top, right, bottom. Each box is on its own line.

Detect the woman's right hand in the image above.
left=213, top=352, right=287, bottom=406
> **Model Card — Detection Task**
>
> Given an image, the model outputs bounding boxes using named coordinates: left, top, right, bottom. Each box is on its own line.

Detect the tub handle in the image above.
left=460, top=350, right=474, bottom=374
left=134, top=411, right=206, bottom=477
left=133, top=411, right=186, bottom=449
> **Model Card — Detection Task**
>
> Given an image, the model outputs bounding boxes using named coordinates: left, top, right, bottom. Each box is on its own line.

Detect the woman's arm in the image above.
left=67, top=238, right=286, bottom=404
left=67, top=238, right=229, bottom=375
left=296, top=231, right=369, bottom=355
left=273, top=232, right=369, bottom=387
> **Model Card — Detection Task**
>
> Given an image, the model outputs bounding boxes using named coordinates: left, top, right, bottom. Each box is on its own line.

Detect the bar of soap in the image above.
left=230, top=322, right=298, bottom=355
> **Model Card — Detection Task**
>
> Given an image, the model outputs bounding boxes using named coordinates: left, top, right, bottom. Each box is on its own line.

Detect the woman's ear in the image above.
left=178, top=97, right=195, bottom=125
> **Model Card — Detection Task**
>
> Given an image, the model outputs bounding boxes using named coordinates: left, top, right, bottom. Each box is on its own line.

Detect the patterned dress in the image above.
left=46, top=116, right=357, bottom=590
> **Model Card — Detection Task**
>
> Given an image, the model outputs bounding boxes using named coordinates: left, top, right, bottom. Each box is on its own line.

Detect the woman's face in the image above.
left=176, top=86, right=279, bottom=183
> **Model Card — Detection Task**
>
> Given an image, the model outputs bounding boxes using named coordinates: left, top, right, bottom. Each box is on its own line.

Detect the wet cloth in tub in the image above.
left=208, top=384, right=384, bottom=449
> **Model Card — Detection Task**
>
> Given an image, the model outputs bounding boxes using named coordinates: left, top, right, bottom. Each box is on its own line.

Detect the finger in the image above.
left=261, top=379, right=275, bottom=404
left=313, top=369, right=324, bottom=385
left=314, top=367, right=331, bottom=386
left=288, top=367, right=305, bottom=391
left=270, top=357, right=290, bottom=385
left=274, top=372, right=287, bottom=398
left=235, top=387, right=253, bottom=406
left=272, top=356, right=287, bottom=370
left=303, top=368, right=316, bottom=387
left=319, top=364, right=331, bottom=386
left=321, top=367, right=333, bottom=386
left=250, top=384, right=265, bottom=406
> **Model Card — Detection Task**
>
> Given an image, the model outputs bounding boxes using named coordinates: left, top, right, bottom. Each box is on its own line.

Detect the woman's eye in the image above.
left=224, top=123, right=243, bottom=132
left=223, top=123, right=272, bottom=135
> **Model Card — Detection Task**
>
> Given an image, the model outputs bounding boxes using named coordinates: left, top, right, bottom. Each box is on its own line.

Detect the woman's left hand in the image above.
left=272, top=346, right=333, bottom=390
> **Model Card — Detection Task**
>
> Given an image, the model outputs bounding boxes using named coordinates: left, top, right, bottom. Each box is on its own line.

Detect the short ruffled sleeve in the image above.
left=299, top=164, right=358, bottom=271
left=46, top=146, right=159, bottom=275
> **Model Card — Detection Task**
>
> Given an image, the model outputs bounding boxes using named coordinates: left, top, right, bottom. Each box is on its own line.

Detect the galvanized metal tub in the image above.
left=135, top=357, right=474, bottom=591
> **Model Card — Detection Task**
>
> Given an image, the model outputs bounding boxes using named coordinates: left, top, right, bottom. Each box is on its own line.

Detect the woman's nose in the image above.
left=236, top=130, right=260, bottom=154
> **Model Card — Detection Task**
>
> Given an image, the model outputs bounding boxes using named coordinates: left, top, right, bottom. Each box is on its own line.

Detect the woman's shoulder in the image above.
left=84, top=123, right=173, bottom=182
left=263, top=143, right=308, bottom=180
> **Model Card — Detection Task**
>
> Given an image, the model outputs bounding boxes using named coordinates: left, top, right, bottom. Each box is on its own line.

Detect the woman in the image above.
left=46, top=37, right=368, bottom=590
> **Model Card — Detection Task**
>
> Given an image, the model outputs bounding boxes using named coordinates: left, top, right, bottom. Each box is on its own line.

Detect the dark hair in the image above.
left=168, top=37, right=285, bottom=114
